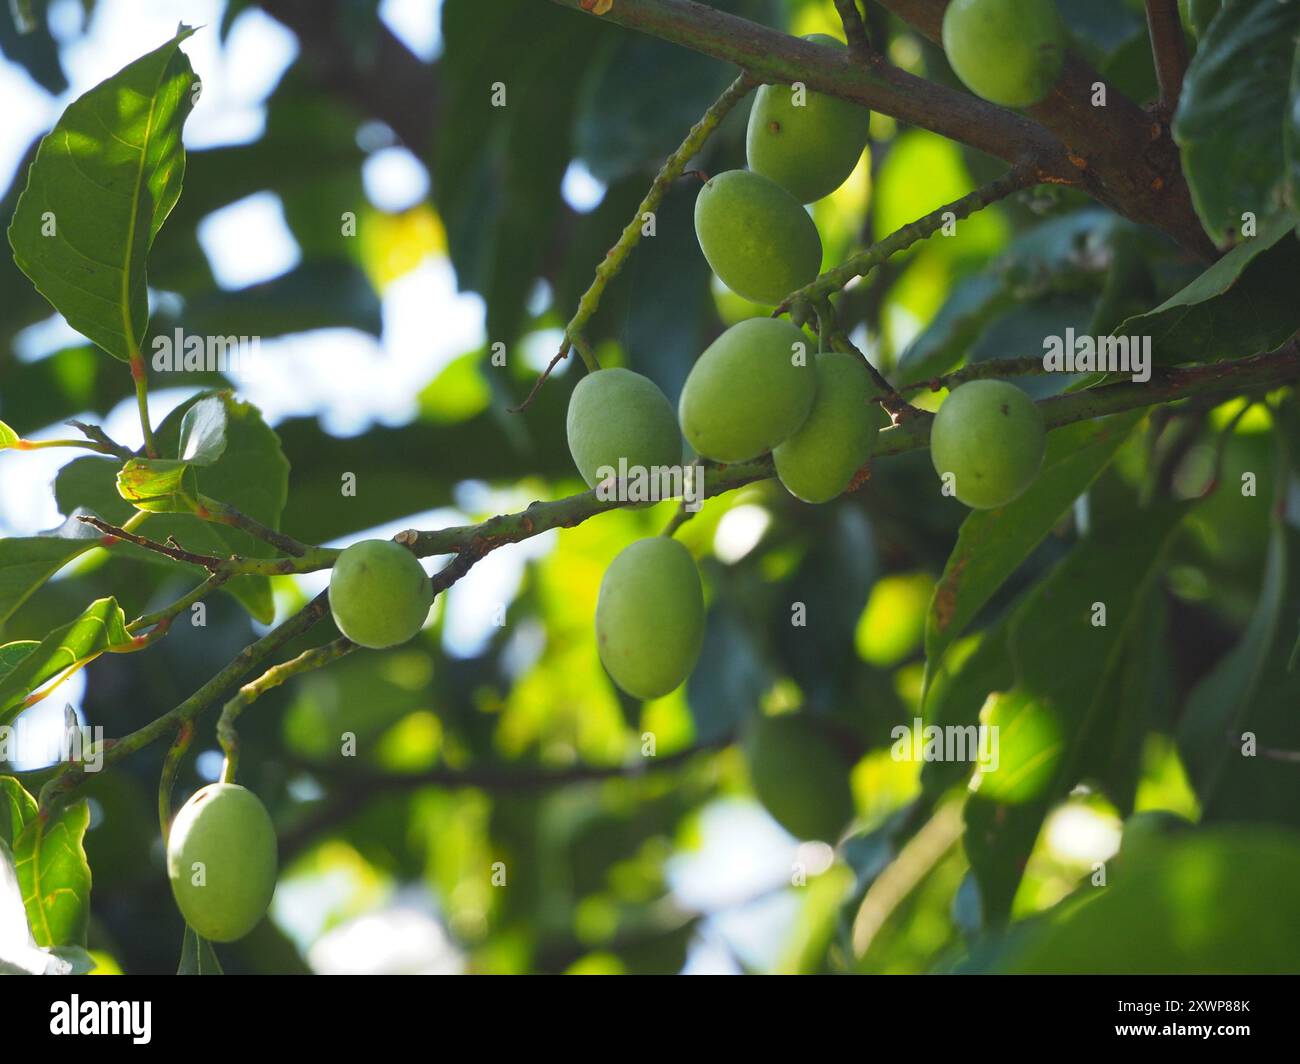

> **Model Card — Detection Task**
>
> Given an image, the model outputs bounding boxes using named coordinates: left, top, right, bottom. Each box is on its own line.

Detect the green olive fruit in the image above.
left=678, top=318, right=817, bottom=462
left=942, top=0, right=1066, bottom=108
left=746, top=34, right=872, bottom=204
left=566, top=368, right=682, bottom=488
left=744, top=715, right=855, bottom=842
left=167, top=783, right=277, bottom=943
left=930, top=379, right=1045, bottom=509
left=694, top=169, right=822, bottom=306
left=773, top=351, right=887, bottom=503
left=329, top=539, right=433, bottom=649
left=596, top=537, right=704, bottom=700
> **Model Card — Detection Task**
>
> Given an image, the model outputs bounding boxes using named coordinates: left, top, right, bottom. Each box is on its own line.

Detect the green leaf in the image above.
left=573, top=29, right=733, bottom=183
left=0, top=419, right=18, bottom=449
left=177, top=394, right=228, bottom=466
left=1076, top=592, right=1170, bottom=817
left=6, top=26, right=197, bottom=361
left=1113, top=214, right=1300, bottom=365
left=999, top=829, right=1300, bottom=973
left=116, top=457, right=201, bottom=513
left=0, top=597, right=132, bottom=724
left=1173, top=0, right=1300, bottom=244
left=56, top=392, right=288, bottom=623
left=0, top=777, right=37, bottom=850
left=13, top=798, right=91, bottom=948
left=1179, top=509, right=1300, bottom=829
left=437, top=0, right=602, bottom=352
left=962, top=503, right=1188, bottom=923
left=1287, top=41, right=1300, bottom=227
left=925, top=413, right=1142, bottom=686
left=898, top=209, right=1120, bottom=383
left=178, top=925, right=224, bottom=974
left=0, top=513, right=102, bottom=626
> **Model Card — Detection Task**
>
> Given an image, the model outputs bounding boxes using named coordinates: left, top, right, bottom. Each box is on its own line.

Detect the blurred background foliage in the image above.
left=0, top=0, right=1297, bottom=974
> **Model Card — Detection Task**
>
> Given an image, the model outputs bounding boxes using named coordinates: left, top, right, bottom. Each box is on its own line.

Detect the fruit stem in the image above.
left=515, top=71, right=758, bottom=409
left=158, top=721, right=196, bottom=841
left=1144, top=0, right=1188, bottom=114
left=777, top=165, right=1038, bottom=314
left=832, top=0, right=875, bottom=63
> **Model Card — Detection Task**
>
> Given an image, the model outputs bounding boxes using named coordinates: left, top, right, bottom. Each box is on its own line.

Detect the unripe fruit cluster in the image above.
left=695, top=34, right=871, bottom=307
left=563, top=331, right=887, bottom=699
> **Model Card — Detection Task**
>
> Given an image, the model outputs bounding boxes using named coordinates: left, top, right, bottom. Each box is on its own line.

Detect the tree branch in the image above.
left=549, top=0, right=1072, bottom=179
left=777, top=165, right=1037, bottom=314
left=1145, top=0, right=1188, bottom=114
left=875, top=0, right=1214, bottom=259
left=520, top=70, right=758, bottom=404
left=79, top=514, right=341, bottom=576
left=279, top=735, right=733, bottom=858
left=833, top=0, right=875, bottom=63
left=30, top=339, right=1300, bottom=811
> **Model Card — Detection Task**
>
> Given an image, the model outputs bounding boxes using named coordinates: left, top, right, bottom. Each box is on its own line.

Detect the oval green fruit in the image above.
left=774, top=351, right=887, bottom=503
left=694, top=169, right=822, bottom=306
left=930, top=379, right=1045, bottom=509
left=746, top=34, right=872, bottom=204
left=167, top=783, right=277, bottom=943
left=596, top=537, right=704, bottom=700
left=678, top=318, right=817, bottom=462
left=942, top=0, right=1066, bottom=108
left=744, top=715, right=855, bottom=842
left=566, top=368, right=681, bottom=488
left=329, top=539, right=433, bottom=649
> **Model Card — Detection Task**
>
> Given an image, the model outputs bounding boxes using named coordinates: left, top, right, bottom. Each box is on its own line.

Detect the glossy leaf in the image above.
left=13, top=799, right=91, bottom=949
left=56, top=392, right=287, bottom=623
left=1173, top=0, right=1300, bottom=243
left=177, top=394, right=228, bottom=466
left=6, top=27, right=197, bottom=361
left=925, top=413, right=1142, bottom=687
left=0, top=597, right=132, bottom=724
left=437, top=0, right=602, bottom=352
left=0, top=513, right=103, bottom=625
left=1113, top=214, right=1300, bottom=365
left=963, top=504, right=1188, bottom=923
left=0, top=777, right=37, bottom=850
left=1001, top=830, right=1300, bottom=973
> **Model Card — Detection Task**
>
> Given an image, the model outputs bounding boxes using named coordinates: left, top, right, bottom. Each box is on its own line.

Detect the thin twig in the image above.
left=219, top=638, right=355, bottom=783
left=776, top=165, right=1038, bottom=314
left=197, top=496, right=311, bottom=557
left=513, top=71, right=758, bottom=411
left=67, top=420, right=135, bottom=460
left=813, top=295, right=919, bottom=422
left=128, top=572, right=232, bottom=634
left=158, top=720, right=195, bottom=841
left=280, top=735, right=734, bottom=858
left=77, top=515, right=226, bottom=569
left=833, top=0, right=875, bottom=63
left=79, top=514, right=340, bottom=577
left=898, top=355, right=1053, bottom=394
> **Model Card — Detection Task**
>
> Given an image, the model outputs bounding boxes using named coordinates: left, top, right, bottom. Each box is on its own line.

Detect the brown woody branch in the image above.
left=1144, top=0, right=1189, bottom=114
left=876, top=0, right=1213, bottom=258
